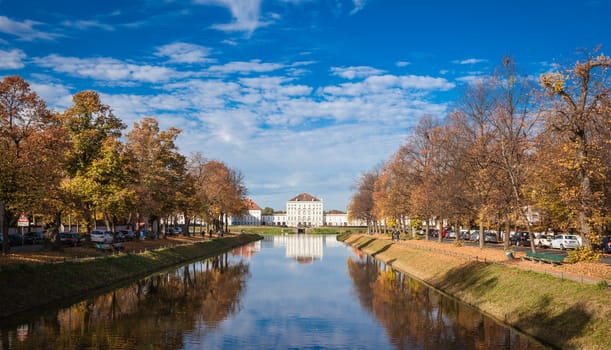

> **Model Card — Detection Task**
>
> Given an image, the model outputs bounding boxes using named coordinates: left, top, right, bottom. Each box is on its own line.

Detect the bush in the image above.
left=566, top=245, right=600, bottom=263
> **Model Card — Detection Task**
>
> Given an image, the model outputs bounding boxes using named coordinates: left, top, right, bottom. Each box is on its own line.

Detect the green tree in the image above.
left=77, top=137, right=135, bottom=234
left=61, top=91, right=126, bottom=234
left=262, top=207, right=274, bottom=215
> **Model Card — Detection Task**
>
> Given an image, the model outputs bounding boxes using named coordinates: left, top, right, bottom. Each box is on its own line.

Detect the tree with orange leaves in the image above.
left=0, top=76, right=65, bottom=254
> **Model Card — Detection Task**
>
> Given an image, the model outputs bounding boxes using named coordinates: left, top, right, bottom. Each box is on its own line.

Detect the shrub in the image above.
left=566, top=245, right=600, bottom=263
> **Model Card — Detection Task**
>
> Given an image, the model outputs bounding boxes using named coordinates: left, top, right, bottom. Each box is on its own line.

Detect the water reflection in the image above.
left=346, top=253, right=548, bottom=349
left=0, top=253, right=249, bottom=350
left=0, top=235, right=548, bottom=350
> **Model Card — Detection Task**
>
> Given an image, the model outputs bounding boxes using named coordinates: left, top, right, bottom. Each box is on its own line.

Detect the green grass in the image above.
left=0, top=234, right=262, bottom=319
left=342, top=234, right=610, bottom=350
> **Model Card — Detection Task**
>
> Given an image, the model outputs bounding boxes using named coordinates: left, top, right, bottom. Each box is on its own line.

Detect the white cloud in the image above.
left=61, top=19, right=115, bottom=31
left=330, top=66, right=384, bottom=79
left=33, top=54, right=182, bottom=83
left=194, top=0, right=268, bottom=35
left=29, top=81, right=73, bottom=109
left=350, top=0, right=368, bottom=15
left=453, top=58, right=487, bottom=65
left=395, top=61, right=410, bottom=67
left=398, top=75, right=455, bottom=90
left=0, top=16, right=58, bottom=41
left=207, top=60, right=284, bottom=75
left=155, top=42, right=214, bottom=64
left=322, top=73, right=454, bottom=96
left=0, top=48, right=26, bottom=69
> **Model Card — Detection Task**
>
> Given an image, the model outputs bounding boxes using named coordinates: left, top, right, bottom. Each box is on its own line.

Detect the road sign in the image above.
left=18, top=213, right=29, bottom=227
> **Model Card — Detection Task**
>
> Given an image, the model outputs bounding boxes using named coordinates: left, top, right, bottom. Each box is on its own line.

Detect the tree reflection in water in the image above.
left=346, top=255, right=548, bottom=350
left=0, top=253, right=249, bottom=350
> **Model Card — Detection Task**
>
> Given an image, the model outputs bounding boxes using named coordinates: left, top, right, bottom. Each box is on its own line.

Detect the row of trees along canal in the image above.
left=0, top=76, right=248, bottom=254
left=348, top=51, right=610, bottom=257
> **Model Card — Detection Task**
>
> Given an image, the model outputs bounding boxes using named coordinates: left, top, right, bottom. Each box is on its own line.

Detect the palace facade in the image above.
left=229, top=192, right=363, bottom=227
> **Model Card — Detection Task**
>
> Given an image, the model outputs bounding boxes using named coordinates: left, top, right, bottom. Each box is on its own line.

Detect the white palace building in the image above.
left=229, top=192, right=361, bottom=227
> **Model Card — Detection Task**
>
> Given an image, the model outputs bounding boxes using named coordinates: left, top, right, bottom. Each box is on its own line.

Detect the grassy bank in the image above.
left=340, top=234, right=610, bottom=350
left=0, top=233, right=261, bottom=319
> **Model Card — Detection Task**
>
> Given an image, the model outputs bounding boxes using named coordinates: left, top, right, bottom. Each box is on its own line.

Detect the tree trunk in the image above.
left=479, top=222, right=484, bottom=248
left=1, top=201, right=9, bottom=255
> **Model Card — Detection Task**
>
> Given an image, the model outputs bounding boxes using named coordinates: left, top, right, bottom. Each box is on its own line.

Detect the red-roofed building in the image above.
left=229, top=198, right=262, bottom=226
left=286, top=192, right=324, bottom=227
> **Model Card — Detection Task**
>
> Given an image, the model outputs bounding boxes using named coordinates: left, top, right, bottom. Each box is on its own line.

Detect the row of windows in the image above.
left=287, top=204, right=322, bottom=209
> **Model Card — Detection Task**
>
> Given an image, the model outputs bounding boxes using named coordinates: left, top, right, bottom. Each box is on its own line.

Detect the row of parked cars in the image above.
left=90, top=229, right=136, bottom=243
left=0, top=231, right=45, bottom=246
left=1, top=229, right=140, bottom=248
left=415, top=227, right=610, bottom=253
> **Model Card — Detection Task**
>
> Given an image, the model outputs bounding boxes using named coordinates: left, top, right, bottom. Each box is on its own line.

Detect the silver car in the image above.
left=90, top=230, right=113, bottom=243
left=551, top=234, right=580, bottom=250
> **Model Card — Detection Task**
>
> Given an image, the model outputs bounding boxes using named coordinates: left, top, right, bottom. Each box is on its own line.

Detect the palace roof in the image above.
left=288, top=193, right=321, bottom=202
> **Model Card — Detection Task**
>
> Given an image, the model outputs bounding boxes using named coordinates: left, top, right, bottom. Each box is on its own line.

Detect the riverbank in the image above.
left=0, top=233, right=261, bottom=319
left=340, top=234, right=610, bottom=350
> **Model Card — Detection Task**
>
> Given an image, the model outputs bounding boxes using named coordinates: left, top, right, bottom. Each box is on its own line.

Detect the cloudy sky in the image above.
left=0, top=0, right=609, bottom=211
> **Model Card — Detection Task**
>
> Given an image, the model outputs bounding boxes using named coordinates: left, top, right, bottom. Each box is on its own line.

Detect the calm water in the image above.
left=0, top=235, right=548, bottom=349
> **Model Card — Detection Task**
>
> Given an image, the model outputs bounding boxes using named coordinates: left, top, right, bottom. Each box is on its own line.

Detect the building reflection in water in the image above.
left=271, top=234, right=324, bottom=263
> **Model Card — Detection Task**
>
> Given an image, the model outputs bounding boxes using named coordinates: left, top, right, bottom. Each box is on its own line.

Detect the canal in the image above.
left=0, top=234, right=548, bottom=349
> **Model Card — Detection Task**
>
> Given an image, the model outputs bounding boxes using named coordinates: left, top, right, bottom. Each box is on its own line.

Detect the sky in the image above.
left=0, top=0, right=609, bottom=211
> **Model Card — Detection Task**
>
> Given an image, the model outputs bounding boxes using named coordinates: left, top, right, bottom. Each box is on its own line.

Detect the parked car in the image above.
left=446, top=229, right=457, bottom=239
left=533, top=235, right=552, bottom=248
left=510, top=232, right=531, bottom=246
left=459, top=229, right=470, bottom=240
left=551, top=234, right=580, bottom=250
left=602, top=236, right=611, bottom=254
left=470, top=232, right=480, bottom=241
left=23, top=231, right=45, bottom=245
left=8, top=233, right=23, bottom=246
left=59, top=232, right=83, bottom=246
left=592, top=236, right=611, bottom=254
left=119, top=229, right=136, bottom=241
left=90, top=230, right=113, bottom=243
left=484, top=232, right=499, bottom=243
left=166, top=226, right=183, bottom=236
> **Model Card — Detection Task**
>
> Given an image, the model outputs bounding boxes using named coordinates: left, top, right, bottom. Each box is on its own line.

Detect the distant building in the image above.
left=286, top=193, right=324, bottom=227
left=324, top=210, right=348, bottom=226
left=227, top=192, right=363, bottom=227
left=262, top=211, right=286, bottom=226
left=229, top=198, right=262, bottom=226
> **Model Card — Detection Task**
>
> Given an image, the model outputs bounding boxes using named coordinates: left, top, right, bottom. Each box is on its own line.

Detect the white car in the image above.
left=533, top=235, right=552, bottom=248
left=90, top=230, right=113, bottom=243
left=551, top=234, right=580, bottom=250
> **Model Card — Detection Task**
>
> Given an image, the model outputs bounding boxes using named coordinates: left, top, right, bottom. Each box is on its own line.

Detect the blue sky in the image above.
left=0, top=0, right=609, bottom=211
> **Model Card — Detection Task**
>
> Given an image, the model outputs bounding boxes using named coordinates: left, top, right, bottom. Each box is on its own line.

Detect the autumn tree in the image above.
left=197, top=160, right=247, bottom=232
left=375, top=145, right=420, bottom=235
left=0, top=76, right=66, bottom=254
left=401, top=115, right=445, bottom=240
left=489, top=57, right=538, bottom=251
left=125, top=117, right=186, bottom=237
left=539, top=50, right=610, bottom=236
left=72, top=137, right=135, bottom=234
left=451, top=79, right=498, bottom=248
left=61, top=91, right=126, bottom=235
left=348, top=169, right=379, bottom=233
